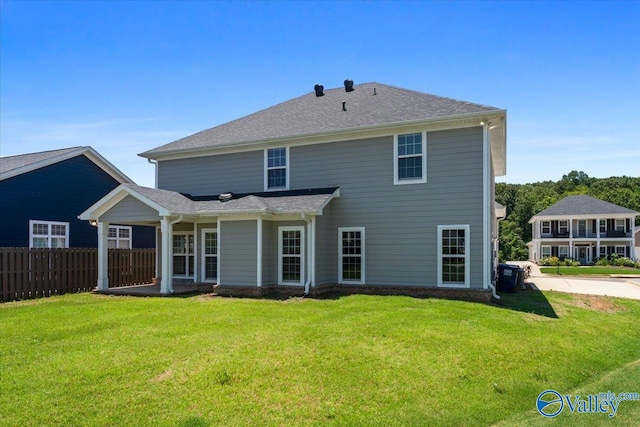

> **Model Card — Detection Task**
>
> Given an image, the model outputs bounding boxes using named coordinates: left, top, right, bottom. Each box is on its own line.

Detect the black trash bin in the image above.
left=497, top=264, right=518, bottom=293
left=515, top=267, right=525, bottom=290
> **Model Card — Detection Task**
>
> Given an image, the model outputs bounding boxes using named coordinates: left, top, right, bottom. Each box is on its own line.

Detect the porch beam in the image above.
left=96, top=222, right=110, bottom=291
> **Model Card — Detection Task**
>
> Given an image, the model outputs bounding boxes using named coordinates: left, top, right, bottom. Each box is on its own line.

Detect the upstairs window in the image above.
left=615, top=219, right=625, bottom=232
left=599, top=219, right=606, bottom=233
left=558, top=220, right=568, bottom=235
left=29, top=220, right=69, bottom=248
left=541, top=221, right=551, bottom=235
left=394, top=132, right=427, bottom=185
left=108, top=225, right=132, bottom=249
left=265, top=147, right=289, bottom=191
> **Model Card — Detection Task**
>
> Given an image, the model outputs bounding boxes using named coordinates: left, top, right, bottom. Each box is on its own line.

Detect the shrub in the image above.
left=564, top=258, right=580, bottom=267
left=539, top=256, right=561, bottom=266
left=594, top=257, right=609, bottom=266
left=612, top=256, right=636, bottom=268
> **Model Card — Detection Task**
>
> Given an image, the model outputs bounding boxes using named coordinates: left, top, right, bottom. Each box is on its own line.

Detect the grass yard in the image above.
left=540, top=266, right=640, bottom=276
left=1, top=291, right=639, bottom=426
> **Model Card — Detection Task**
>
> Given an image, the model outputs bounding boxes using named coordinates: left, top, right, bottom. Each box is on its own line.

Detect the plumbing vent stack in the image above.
left=314, top=84, right=324, bottom=97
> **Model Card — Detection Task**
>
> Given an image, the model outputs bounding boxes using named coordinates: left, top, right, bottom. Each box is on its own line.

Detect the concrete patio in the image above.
left=95, top=283, right=214, bottom=297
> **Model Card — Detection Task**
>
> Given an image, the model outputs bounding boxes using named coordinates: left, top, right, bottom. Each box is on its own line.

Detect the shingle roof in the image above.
left=0, top=146, right=133, bottom=183
left=0, top=147, right=82, bottom=174
left=533, top=195, right=639, bottom=217
left=118, top=184, right=339, bottom=216
left=140, top=82, right=502, bottom=157
left=126, top=184, right=196, bottom=213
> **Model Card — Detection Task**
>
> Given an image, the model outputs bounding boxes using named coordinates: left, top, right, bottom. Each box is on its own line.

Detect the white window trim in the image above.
left=615, top=245, right=626, bottom=256
left=172, top=232, right=194, bottom=278
left=558, top=220, right=568, bottom=234
left=541, top=246, right=552, bottom=257
left=108, top=225, right=132, bottom=249
left=264, top=147, right=290, bottom=191
left=201, top=228, right=218, bottom=283
left=599, top=219, right=607, bottom=233
left=615, top=219, right=625, bottom=232
left=29, top=220, right=70, bottom=248
left=541, top=221, right=551, bottom=235
left=338, top=227, right=365, bottom=285
left=437, top=224, right=470, bottom=288
left=558, top=246, right=569, bottom=258
left=393, top=131, right=427, bottom=185
left=278, top=226, right=305, bottom=285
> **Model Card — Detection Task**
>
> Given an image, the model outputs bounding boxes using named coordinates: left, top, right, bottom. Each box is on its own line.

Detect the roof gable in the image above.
left=0, top=146, right=133, bottom=184
left=140, top=82, right=504, bottom=158
left=531, top=195, right=639, bottom=219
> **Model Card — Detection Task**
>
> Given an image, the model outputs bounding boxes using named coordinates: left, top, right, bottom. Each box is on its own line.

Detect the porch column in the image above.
left=97, top=222, right=110, bottom=291
left=160, top=217, right=173, bottom=294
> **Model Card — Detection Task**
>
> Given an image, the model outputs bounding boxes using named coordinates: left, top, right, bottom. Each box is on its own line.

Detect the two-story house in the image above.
left=80, top=81, right=507, bottom=301
left=528, top=195, right=638, bottom=264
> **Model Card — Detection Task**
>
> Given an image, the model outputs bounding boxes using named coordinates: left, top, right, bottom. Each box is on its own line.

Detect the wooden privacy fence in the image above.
left=0, top=248, right=156, bottom=302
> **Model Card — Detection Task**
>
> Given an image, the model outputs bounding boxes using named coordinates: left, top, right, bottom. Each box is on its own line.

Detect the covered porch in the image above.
left=80, top=183, right=339, bottom=296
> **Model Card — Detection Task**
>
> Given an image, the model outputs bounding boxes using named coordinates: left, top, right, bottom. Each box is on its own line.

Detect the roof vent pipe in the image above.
left=219, top=192, right=233, bottom=202
left=314, top=84, right=324, bottom=97
left=373, top=87, right=377, bottom=95
left=342, top=101, right=347, bottom=111
left=344, top=79, right=354, bottom=92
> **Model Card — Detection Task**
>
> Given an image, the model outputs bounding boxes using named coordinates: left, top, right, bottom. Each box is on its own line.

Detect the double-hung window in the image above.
left=29, top=220, right=69, bottom=248
left=541, top=221, right=551, bottom=235
left=108, top=225, right=132, bottom=249
left=437, top=225, right=470, bottom=287
left=338, top=227, right=365, bottom=284
left=278, top=226, right=304, bottom=285
left=541, top=246, right=551, bottom=258
left=173, top=233, right=194, bottom=277
left=558, top=221, right=568, bottom=235
left=615, top=219, right=625, bottom=233
left=599, top=219, right=606, bottom=233
left=265, top=147, right=289, bottom=191
left=394, top=132, right=427, bottom=185
left=201, top=229, right=218, bottom=282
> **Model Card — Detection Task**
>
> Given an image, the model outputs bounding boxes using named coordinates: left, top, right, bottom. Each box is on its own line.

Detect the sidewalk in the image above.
left=506, top=261, right=640, bottom=300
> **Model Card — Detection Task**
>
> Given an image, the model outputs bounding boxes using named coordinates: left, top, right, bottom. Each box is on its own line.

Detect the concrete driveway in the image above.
left=507, top=261, right=640, bottom=300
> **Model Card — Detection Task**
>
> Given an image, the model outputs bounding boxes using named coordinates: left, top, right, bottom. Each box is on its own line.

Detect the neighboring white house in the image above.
left=635, top=226, right=640, bottom=261
left=528, top=195, right=638, bottom=264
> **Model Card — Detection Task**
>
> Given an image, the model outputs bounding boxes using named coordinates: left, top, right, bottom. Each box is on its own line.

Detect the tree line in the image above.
left=496, top=171, right=640, bottom=261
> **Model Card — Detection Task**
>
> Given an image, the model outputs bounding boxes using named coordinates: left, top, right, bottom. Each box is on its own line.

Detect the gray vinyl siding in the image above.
left=314, top=212, right=336, bottom=286
left=158, top=150, right=263, bottom=195
left=220, top=220, right=257, bottom=287
left=290, top=127, right=484, bottom=287
left=158, top=126, right=486, bottom=288
left=261, top=221, right=277, bottom=286
left=100, top=195, right=159, bottom=222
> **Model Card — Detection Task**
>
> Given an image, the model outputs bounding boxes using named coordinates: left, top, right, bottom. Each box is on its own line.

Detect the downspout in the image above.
left=147, top=158, right=158, bottom=188
left=483, top=122, right=500, bottom=300
left=301, top=213, right=311, bottom=295
left=168, top=215, right=184, bottom=294
left=490, top=216, right=505, bottom=300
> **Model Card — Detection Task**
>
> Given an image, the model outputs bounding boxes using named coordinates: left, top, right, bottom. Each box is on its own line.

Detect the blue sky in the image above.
left=1, top=1, right=638, bottom=188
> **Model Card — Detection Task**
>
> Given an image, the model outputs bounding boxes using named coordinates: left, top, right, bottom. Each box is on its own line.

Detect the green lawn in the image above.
left=540, top=266, right=640, bottom=276
left=1, top=291, right=639, bottom=426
